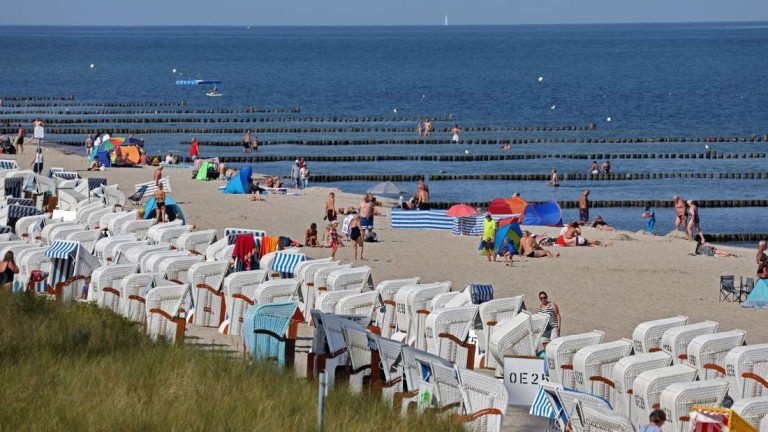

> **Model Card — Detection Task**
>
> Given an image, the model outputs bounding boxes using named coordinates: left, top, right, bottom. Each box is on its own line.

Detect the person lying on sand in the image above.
left=590, top=215, right=615, bottom=231
left=557, top=221, right=610, bottom=247
left=694, top=234, right=738, bottom=258
left=521, top=230, right=559, bottom=257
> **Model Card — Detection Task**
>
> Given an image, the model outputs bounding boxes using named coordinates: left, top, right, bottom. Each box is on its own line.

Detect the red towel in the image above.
left=232, top=234, right=255, bottom=270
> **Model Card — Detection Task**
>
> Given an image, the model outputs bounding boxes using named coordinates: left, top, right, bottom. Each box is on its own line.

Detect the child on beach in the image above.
left=641, top=203, right=656, bottom=233
left=327, top=221, right=341, bottom=259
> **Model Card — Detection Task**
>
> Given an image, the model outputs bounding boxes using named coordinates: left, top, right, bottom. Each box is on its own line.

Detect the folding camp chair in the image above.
left=720, top=275, right=740, bottom=302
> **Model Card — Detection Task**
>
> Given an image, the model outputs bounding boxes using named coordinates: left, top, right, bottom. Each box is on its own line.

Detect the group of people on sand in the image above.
left=399, top=178, right=430, bottom=210
left=289, top=159, right=310, bottom=189
left=481, top=212, right=561, bottom=266
left=316, top=191, right=381, bottom=261
left=672, top=195, right=703, bottom=240
left=241, top=130, right=260, bottom=153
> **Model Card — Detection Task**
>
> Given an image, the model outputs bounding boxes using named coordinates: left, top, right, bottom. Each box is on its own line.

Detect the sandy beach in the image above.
left=19, top=144, right=765, bottom=344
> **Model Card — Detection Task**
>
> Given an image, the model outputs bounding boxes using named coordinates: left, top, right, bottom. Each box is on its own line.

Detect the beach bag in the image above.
left=364, top=231, right=378, bottom=243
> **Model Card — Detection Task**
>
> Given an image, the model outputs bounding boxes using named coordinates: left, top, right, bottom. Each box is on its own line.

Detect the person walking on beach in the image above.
left=450, top=124, right=461, bottom=143
left=30, top=148, right=44, bottom=174
left=639, top=409, right=667, bottom=432
left=15, top=126, right=25, bottom=154
left=359, top=194, right=374, bottom=237
left=327, top=221, right=341, bottom=260
left=299, top=164, right=310, bottom=189
left=84, top=134, right=93, bottom=156
left=601, top=160, right=611, bottom=174
left=548, top=169, right=559, bottom=187
left=153, top=165, right=163, bottom=187
left=416, top=117, right=424, bottom=136
left=290, top=160, right=300, bottom=189
left=325, top=192, right=337, bottom=222
left=538, top=291, right=561, bottom=347
left=673, top=196, right=688, bottom=233
left=242, top=130, right=251, bottom=153
left=482, top=212, right=497, bottom=262
left=190, top=137, right=200, bottom=161
left=686, top=200, right=702, bottom=240
left=578, top=189, right=590, bottom=224
left=642, top=202, right=656, bottom=233
left=154, top=183, right=167, bottom=223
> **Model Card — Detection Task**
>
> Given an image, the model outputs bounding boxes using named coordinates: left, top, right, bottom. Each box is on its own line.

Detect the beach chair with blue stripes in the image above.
left=219, top=270, right=268, bottom=336
left=224, top=227, right=266, bottom=245
left=145, top=284, right=190, bottom=343
left=424, top=306, right=479, bottom=369
left=52, top=171, right=80, bottom=182
left=90, top=263, right=137, bottom=311
left=46, top=240, right=99, bottom=301
left=243, top=301, right=301, bottom=368
left=0, top=160, right=19, bottom=170
left=266, top=249, right=304, bottom=279
left=187, top=260, right=229, bottom=328
left=134, top=177, right=171, bottom=196
left=5, top=204, right=43, bottom=231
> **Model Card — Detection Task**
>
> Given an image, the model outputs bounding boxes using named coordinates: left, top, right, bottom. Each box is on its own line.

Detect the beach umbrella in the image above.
left=367, top=181, right=407, bottom=195
left=446, top=204, right=479, bottom=218
left=89, top=137, right=121, bottom=161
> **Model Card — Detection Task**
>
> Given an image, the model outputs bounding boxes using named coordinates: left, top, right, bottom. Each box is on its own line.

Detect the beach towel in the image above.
left=743, top=278, right=768, bottom=309
left=260, top=236, right=279, bottom=257
left=232, top=234, right=257, bottom=271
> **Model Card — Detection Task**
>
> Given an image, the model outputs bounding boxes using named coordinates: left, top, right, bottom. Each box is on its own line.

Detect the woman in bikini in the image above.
left=349, top=214, right=364, bottom=260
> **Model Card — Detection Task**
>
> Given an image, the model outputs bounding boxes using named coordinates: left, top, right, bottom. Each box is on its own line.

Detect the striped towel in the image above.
left=391, top=209, right=453, bottom=230
left=135, top=177, right=172, bottom=195
left=224, top=228, right=266, bottom=245
left=529, top=385, right=555, bottom=419
left=271, top=252, right=306, bottom=278
left=88, top=178, right=107, bottom=191
left=0, top=160, right=19, bottom=170
left=8, top=205, right=42, bottom=230
left=4, top=177, right=24, bottom=199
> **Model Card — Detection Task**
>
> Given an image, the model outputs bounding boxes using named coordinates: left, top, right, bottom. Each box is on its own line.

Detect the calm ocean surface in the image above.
left=0, top=24, right=766, bottom=237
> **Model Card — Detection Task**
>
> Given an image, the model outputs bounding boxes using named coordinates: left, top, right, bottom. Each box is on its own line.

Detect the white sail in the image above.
left=444, top=13, right=448, bottom=26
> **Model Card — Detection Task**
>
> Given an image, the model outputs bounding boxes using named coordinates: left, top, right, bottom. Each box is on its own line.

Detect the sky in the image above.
left=2, top=0, right=767, bottom=26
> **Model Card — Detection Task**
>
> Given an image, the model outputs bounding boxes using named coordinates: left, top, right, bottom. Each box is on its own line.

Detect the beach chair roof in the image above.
left=46, top=240, right=79, bottom=259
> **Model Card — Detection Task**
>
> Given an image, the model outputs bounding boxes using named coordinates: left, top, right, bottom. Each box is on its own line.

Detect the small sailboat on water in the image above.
left=444, top=13, right=448, bottom=26
left=206, top=86, right=223, bottom=97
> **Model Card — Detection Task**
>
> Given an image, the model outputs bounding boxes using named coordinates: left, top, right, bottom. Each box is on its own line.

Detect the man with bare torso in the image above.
left=686, top=200, right=702, bottom=240
left=578, top=189, right=590, bottom=224
left=358, top=193, right=374, bottom=236
left=325, top=192, right=337, bottom=222
left=520, top=230, right=559, bottom=258
left=673, top=196, right=688, bottom=233
left=414, top=184, right=430, bottom=210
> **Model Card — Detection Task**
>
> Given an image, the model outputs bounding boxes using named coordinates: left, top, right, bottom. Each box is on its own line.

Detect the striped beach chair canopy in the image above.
left=52, top=171, right=80, bottom=182
left=0, top=160, right=19, bottom=170
left=87, top=178, right=107, bottom=191
left=529, top=385, right=556, bottom=419
left=6, top=197, right=34, bottom=207
left=271, top=252, right=306, bottom=278
left=8, top=205, right=43, bottom=231
left=224, top=227, right=266, bottom=245
left=467, top=283, right=494, bottom=304
left=46, top=240, right=99, bottom=301
left=46, top=167, right=64, bottom=178
left=4, top=177, right=24, bottom=199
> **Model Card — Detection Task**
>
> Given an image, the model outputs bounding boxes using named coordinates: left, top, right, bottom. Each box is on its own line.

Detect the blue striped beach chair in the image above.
left=224, top=227, right=266, bottom=245
left=4, top=177, right=24, bottom=199
left=270, top=252, right=306, bottom=278
left=52, top=171, right=80, bottom=182
left=0, top=160, right=19, bottom=170
left=46, top=167, right=64, bottom=178
left=242, top=301, right=300, bottom=368
left=6, top=197, right=34, bottom=207
left=7, top=205, right=43, bottom=234
left=46, top=240, right=99, bottom=301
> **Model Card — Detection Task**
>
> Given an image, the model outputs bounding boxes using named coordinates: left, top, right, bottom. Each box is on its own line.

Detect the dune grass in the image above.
left=0, top=293, right=461, bottom=431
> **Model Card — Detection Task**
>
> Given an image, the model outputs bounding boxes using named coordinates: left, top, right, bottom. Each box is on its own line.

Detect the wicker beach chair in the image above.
left=573, top=402, right=634, bottom=432
left=554, top=384, right=614, bottom=432
left=157, top=225, right=193, bottom=246
left=661, top=321, right=719, bottom=364
left=223, top=227, right=265, bottom=245
left=455, top=367, right=510, bottom=432
left=40, top=220, right=79, bottom=245
left=145, top=219, right=183, bottom=244
left=120, top=218, right=155, bottom=240
left=687, top=330, right=747, bottom=380
left=204, top=237, right=228, bottom=261
left=45, top=240, right=99, bottom=301
left=488, top=311, right=550, bottom=375
left=630, top=364, right=698, bottom=427
left=335, top=291, right=378, bottom=324
left=253, top=279, right=300, bottom=305
left=374, top=277, right=421, bottom=338
left=16, top=246, right=50, bottom=293
left=90, top=263, right=137, bottom=311
left=294, top=257, right=330, bottom=286
left=86, top=206, right=114, bottom=229
left=49, top=224, right=88, bottom=244
left=141, top=250, right=189, bottom=273
left=76, top=202, right=106, bottom=224
left=477, top=295, right=525, bottom=370
left=298, top=260, right=340, bottom=317
left=259, top=248, right=299, bottom=278
left=98, top=210, right=125, bottom=232
left=398, top=346, right=454, bottom=414
left=429, top=362, right=463, bottom=412
left=157, top=255, right=204, bottom=284
left=174, top=229, right=216, bottom=255
left=305, top=263, right=351, bottom=321
left=119, top=243, right=169, bottom=265
left=393, top=281, right=452, bottom=348
left=243, top=301, right=301, bottom=369
left=724, top=344, right=768, bottom=401
left=424, top=306, right=478, bottom=368
left=317, top=289, right=360, bottom=313
left=107, top=210, right=138, bottom=234
left=368, top=333, right=407, bottom=403
left=603, top=351, right=673, bottom=418
left=308, top=310, right=369, bottom=392
left=218, top=270, right=268, bottom=336
left=659, top=380, right=729, bottom=432
left=187, top=261, right=229, bottom=327
left=93, top=234, right=135, bottom=263
left=731, top=397, right=768, bottom=431
left=15, top=214, right=46, bottom=241
left=145, top=284, right=189, bottom=343
left=326, top=265, right=373, bottom=292
left=572, top=339, right=634, bottom=400
left=118, top=273, right=155, bottom=322
left=546, top=330, right=606, bottom=388
left=341, top=326, right=373, bottom=393
left=65, top=229, right=101, bottom=254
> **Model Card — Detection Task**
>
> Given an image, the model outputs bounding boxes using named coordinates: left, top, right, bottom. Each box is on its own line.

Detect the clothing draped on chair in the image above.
left=232, top=234, right=259, bottom=272
left=260, top=236, right=279, bottom=257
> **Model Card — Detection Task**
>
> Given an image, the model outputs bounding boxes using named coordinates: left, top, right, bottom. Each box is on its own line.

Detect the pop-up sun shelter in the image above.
left=522, top=200, right=563, bottom=227
left=143, top=195, right=186, bottom=224
left=494, top=218, right=523, bottom=255
left=223, top=166, right=252, bottom=194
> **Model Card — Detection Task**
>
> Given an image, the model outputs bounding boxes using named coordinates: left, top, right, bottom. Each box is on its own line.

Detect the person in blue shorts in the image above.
left=642, top=202, right=656, bottom=233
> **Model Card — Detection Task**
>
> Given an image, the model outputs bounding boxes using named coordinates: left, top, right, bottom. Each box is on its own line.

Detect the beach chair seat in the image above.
left=317, top=288, right=362, bottom=313
left=477, top=295, right=525, bottom=370
left=659, top=380, right=729, bottom=432
left=16, top=247, right=51, bottom=293
left=219, top=270, right=267, bottom=336
left=731, top=397, right=768, bottom=431
left=65, top=229, right=101, bottom=254
left=259, top=248, right=300, bottom=278
left=157, top=255, right=204, bottom=284
left=174, top=229, right=216, bottom=255
left=140, top=250, right=188, bottom=273
left=393, top=281, right=452, bottom=348
left=545, top=330, right=606, bottom=388
left=268, top=251, right=305, bottom=279
left=632, top=315, right=689, bottom=354
left=661, top=321, right=719, bottom=364
left=605, top=351, right=673, bottom=418
left=187, top=261, right=229, bottom=327
left=724, top=344, right=768, bottom=401
left=156, top=225, right=193, bottom=246
left=488, top=311, right=549, bottom=376
left=253, top=279, right=300, bottom=305
left=300, top=260, right=342, bottom=320
left=308, top=310, right=369, bottom=392
left=89, top=263, right=137, bottom=311
left=572, top=339, right=634, bottom=400
left=425, top=306, right=478, bottom=369
left=128, top=185, right=148, bottom=206
left=398, top=346, right=454, bottom=414
left=243, top=301, right=301, bottom=368
left=335, top=291, right=378, bottom=324
left=341, top=326, right=374, bottom=393
left=294, top=257, right=330, bottom=286
left=97, top=236, right=142, bottom=264
left=145, top=284, right=189, bottom=343
left=573, top=402, right=634, bottom=432
left=630, top=364, right=698, bottom=427
left=687, top=330, right=747, bottom=379
left=454, top=367, right=509, bottom=432
left=720, top=275, right=740, bottom=302
left=86, top=206, right=114, bottom=229
left=326, top=265, right=373, bottom=292
left=374, top=277, right=421, bottom=338
left=118, top=273, right=155, bottom=322
left=121, top=218, right=156, bottom=240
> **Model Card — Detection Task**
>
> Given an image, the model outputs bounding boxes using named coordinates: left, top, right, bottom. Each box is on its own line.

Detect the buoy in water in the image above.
left=550, top=105, right=556, bottom=110
left=538, top=76, right=544, bottom=82
left=90, top=64, right=95, bottom=68
left=606, top=117, right=612, bottom=122
left=464, top=150, right=470, bottom=154
left=393, top=108, right=397, bottom=113
left=172, top=68, right=177, bottom=74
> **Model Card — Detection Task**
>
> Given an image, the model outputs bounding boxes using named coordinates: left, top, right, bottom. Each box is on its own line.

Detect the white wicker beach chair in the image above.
left=158, top=255, right=204, bottom=284
left=660, top=321, right=719, bottom=364
left=399, top=346, right=453, bottom=413
left=15, top=214, right=46, bottom=241
left=393, top=281, right=452, bottom=348
left=317, top=289, right=360, bottom=313
left=99, top=210, right=125, bottom=232
left=686, top=330, right=747, bottom=380
left=157, top=225, right=193, bottom=246
left=108, top=210, right=138, bottom=234
left=16, top=247, right=50, bottom=293
left=555, top=383, right=615, bottom=432
left=335, top=291, right=378, bottom=323
left=40, top=220, right=79, bottom=244
left=76, top=202, right=106, bottom=224
left=89, top=263, right=136, bottom=311
left=572, top=339, right=634, bottom=399
left=374, top=277, right=421, bottom=338
left=631, top=316, right=689, bottom=354
left=731, top=397, right=768, bottom=431
left=429, top=362, right=463, bottom=412
left=546, top=330, right=606, bottom=388
left=368, top=333, right=407, bottom=403
left=145, top=284, right=189, bottom=343
left=326, top=266, right=373, bottom=292
left=120, top=218, right=156, bottom=240
left=174, top=229, right=216, bottom=255
left=306, top=263, right=352, bottom=321
left=57, top=189, right=84, bottom=212
left=723, top=344, right=768, bottom=401
left=65, top=229, right=101, bottom=254
left=487, top=311, right=549, bottom=376
left=300, top=260, right=342, bottom=320
left=309, top=310, right=369, bottom=392
left=100, top=185, right=125, bottom=208
left=119, top=243, right=169, bottom=265
left=605, top=351, right=673, bottom=418
left=294, top=257, right=331, bottom=285
left=574, top=403, right=634, bottom=432
left=659, top=380, right=729, bottom=432
left=630, top=364, right=698, bottom=427
left=86, top=206, right=114, bottom=229
left=432, top=292, right=462, bottom=310
left=118, top=273, right=154, bottom=322
left=2, top=243, right=41, bottom=262
left=93, top=234, right=135, bottom=262
left=477, top=295, right=525, bottom=370
left=218, top=270, right=268, bottom=336
left=140, top=250, right=188, bottom=273
left=253, top=279, right=300, bottom=305
left=455, top=367, right=509, bottom=432
left=187, top=261, right=230, bottom=327
left=50, top=224, right=88, bottom=243
left=146, top=219, right=183, bottom=244
left=204, top=237, right=228, bottom=261
left=424, top=306, right=478, bottom=368
left=341, top=326, right=373, bottom=393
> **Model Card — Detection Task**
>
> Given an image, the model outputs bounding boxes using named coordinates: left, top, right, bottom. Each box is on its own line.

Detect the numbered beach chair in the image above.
left=661, top=321, right=719, bottom=364
left=488, top=311, right=549, bottom=376
left=604, top=351, right=673, bottom=418
left=145, top=284, right=189, bottom=343
left=374, top=277, right=421, bottom=338
left=545, top=330, right=606, bottom=388
left=187, top=260, right=230, bottom=327
left=686, top=330, right=747, bottom=380
left=723, top=344, right=768, bottom=401
left=392, top=281, right=452, bottom=348
left=424, top=305, right=478, bottom=368
left=572, top=339, right=634, bottom=399
left=630, top=364, right=698, bottom=427
left=477, top=295, right=525, bottom=370
left=89, top=263, right=137, bottom=311
left=119, top=273, right=155, bottom=323
left=659, top=380, right=730, bottom=432
left=731, top=397, right=768, bottom=431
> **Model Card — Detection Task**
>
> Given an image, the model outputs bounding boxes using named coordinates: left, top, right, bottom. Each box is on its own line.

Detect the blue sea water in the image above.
left=0, top=24, right=766, bottom=236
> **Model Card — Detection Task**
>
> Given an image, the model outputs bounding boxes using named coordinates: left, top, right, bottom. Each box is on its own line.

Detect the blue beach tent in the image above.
left=223, top=166, right=252, bottom=194
left=743, top=278, right=768, bottom=309
left=494, top=219, right=523, bottom=255
left=522, top=200, right=563, bottom=227
left=143, top=195, right=185, bottom=224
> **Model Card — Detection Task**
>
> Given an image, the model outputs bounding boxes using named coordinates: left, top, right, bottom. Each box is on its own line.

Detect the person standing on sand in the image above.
left=482, top=212, right=497, bottom=262
left=757, top=241, right=767, bottom=266
left=30, top=148, right=44, bottom=174
left=300, top=164, right=310, bottom=189
left=153, top=165, right=163, bottom=186
left=15, top=126, right=25, bottom=154
left=190, top=137, right=200, bottom=161
left=326, top=192, right=337, bottom=222
left=154, top=183, right=167, bottom=223
left=359, top=194, right=374, bottom=237
left=290, top=160, right=300, bottom=188
left=85, top=134, right=93, bottom=156
left=673, top=196, right=688, bottom=233
left=250, top=134, right=259, bottom=152
left=578, top=189, right=590, bottom=224
left=538, top=291, right=561, bottom=346
left=349, top=214, right=365, bottom=260
left=242, top=130, right=251, bottom=153
left=686, top=200, right=702, bottom=240
left=642, top=202, right=656, bottom=233
left=450, top=124, right=461, bottom=143
left=327, top=221, right=341, bottom=260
